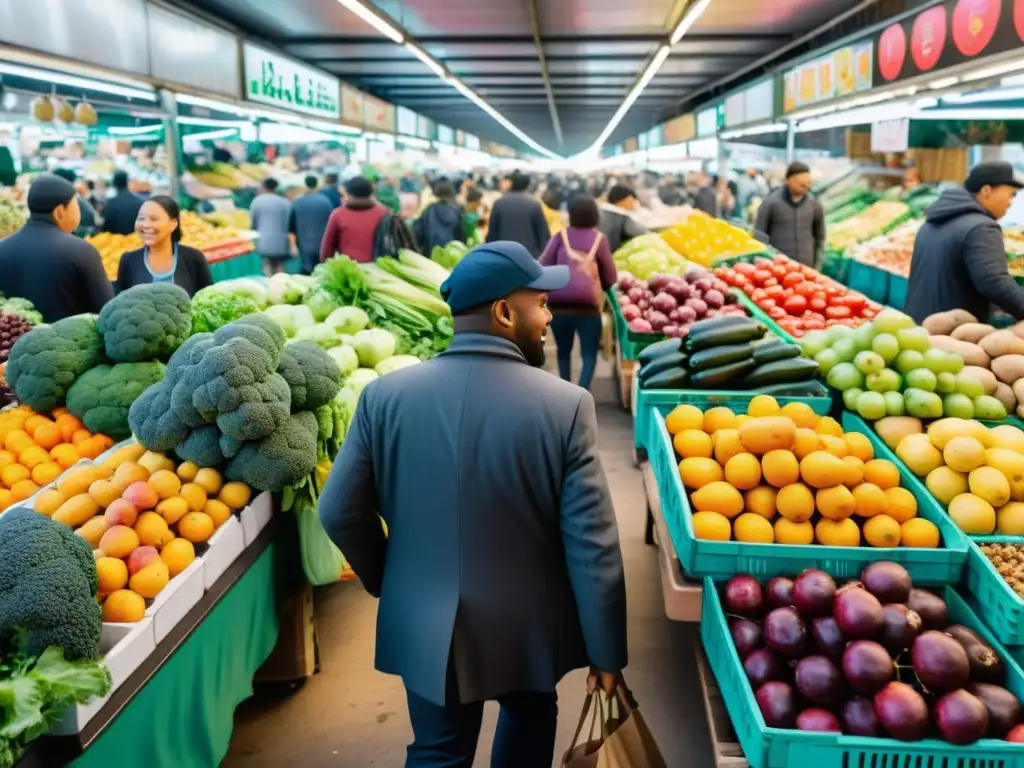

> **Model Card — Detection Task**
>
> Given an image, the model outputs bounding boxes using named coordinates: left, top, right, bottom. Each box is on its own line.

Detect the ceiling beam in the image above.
left=280, top=33, right=793, bottom=45
left=311, top=52, right=755, bottom=64
left=526, top=0, right=562, bottom=150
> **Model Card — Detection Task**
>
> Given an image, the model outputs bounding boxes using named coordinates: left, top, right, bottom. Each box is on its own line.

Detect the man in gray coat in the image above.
left=319, top=241, right=628, bottom=767
left=754, top=161, right=826, bottom=267
left=486, top=171, right=551, bottom=257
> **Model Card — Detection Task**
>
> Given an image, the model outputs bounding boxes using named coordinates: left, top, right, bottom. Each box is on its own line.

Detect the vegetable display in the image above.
left=616, top=267, right=748, bottom=337
left=659, top=211, right=767, bottom=267
left=430, top=240, right=469, bottom=270
left=190, top=283, right=264, bottom=334
left=96, top=284, right=192, bottom=363
left=611, top=233, right=689, bottom=280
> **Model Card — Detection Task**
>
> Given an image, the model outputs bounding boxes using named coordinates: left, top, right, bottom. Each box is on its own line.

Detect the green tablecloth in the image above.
left=69, top=540, right=280, bottom=768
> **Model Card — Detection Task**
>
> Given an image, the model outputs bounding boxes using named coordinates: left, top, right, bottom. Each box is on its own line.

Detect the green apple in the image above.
left=905, top=368, right=938, bottom=392
left=895, top=326, right=931, bottom=353
left=866, top=368, right=902, bottom=393
left=854, top=350, right=886, bottom=376
left=872, top=308, right=916, bottom=335
left=800, top=330, right=830, bottom=359
left=871, top=333, right=900, bottom=364
left=855, top=391, right=887, bottom=421
left=815, top=348, right=840, bottom=375
left=827, top=362, right=865, bottom=392
left=974, top=395, right=1008, bottom=421
left=943, top=392, right=975, bottom=419
left=827, top=325, right=855, bottom=344
left=852, top=323, right=877, bottom=352
left=895, top=349, right=926, bottom=374
left=954, top=371, right=985, bottom=399
left=884, top=391, right=906, bottom=416
left=842, top=388, right=864, bottom=411
left=904, top=388, right=944, bottom=419
left=935, top=372, right=957, bottom=394
left=832, top=337, right=858, bottom=363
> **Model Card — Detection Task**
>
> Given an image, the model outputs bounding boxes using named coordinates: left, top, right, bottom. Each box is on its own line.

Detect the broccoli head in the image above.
left=175, top=424, right=229, bottom=467
left=65, top=362, right=167, bottom=440
left=128, top=382, right=190, bottom=451
left=214, top=372, right=291, bottom=442
left=225, top=410, right=319, bottom=492
left=4, top=315, right=106, bottom=412
left=276, top=341, right=342, bottom=412
left=97, top=283, right=191, bottom=363
left=0, top=508, right=102, bottom=661
left=213, top=314, right=285, bottom=370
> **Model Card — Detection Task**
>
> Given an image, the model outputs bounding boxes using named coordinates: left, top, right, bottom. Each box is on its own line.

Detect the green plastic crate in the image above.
left=651, top=409, right=966, bottom=581
left=887, top=272, right=908, bottom=311
left=733, top=293, right=798, bottom=344
left=607, top=289, right=662, bottom=361
left=700, top=580, right=1024, bottom=768
left=846, top=261, right=889, bottom=304
left=965, top=535, right=1024, bottom=646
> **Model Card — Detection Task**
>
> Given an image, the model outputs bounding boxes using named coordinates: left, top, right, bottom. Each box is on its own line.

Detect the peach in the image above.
left=134, top=511, right=173, bottom=549
left=75, top=516, right=109, bottom=549
left=104, top=498, right=139, bottom=528
left=127, top=545, right=160, bottom=575
left=129, top=558, right=169, bottom=599
left=102, top=590, right=146, bottom=623
left=98, top=525, right=140, bottom=559
left=122, top=481, right=158, bottom=512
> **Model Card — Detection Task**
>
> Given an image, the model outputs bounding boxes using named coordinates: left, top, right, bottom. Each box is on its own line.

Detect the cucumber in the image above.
left=688, top=343, right=753, bottom=373
left=739, top=357, right=820, bottom=387
left=753, top=380, right=827, bottom=397
left=637, top=337, right=683, bottom=366
left=686, top=322, right=766, bottom=352
left=642, top=368, right=690, bottom=390
left=689, top=358, right=758, bottom=388
left=639, top=352, right=688, bottom=384
left=752, top=341, right=801, bottom=365
left=686, top=315, right=756, bottom=339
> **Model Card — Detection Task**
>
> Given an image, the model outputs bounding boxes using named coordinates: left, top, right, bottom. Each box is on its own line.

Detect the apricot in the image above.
left=96, top=557, right=128, bottom=595
left=148, top=470, right=181, bottom=500
left=129, top=558, right=170, bottom=599
left=156, top=496, right=190, bottom=525
left=98, top=525, right=140, bottom=559
left=160, top=538, right=195, bottom=577
left=127, top=545, right=160, bottom=575
left=75, top=516, right=109, bottom=549
left=104, top=498, right=139, bottom=528
left=178, top=512, right=214, bottom=543
left=89, top=479, right=123, bottom=509
left=102, top=590, right=146, bottom=623
left=122, top=480, right=158, bottom=512
left=135, top=512, right=173, bottom=549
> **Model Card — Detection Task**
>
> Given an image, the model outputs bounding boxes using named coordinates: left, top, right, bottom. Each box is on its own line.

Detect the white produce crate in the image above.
left=203, top=516, right=244, bottom=590
left=240, top=492, right=274, bottom=546
left=148, top=558, right=205, bottom=644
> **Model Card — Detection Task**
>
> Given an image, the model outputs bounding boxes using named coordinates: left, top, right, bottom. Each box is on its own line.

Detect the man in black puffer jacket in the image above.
left=905, top=162, right=1024, bottom=324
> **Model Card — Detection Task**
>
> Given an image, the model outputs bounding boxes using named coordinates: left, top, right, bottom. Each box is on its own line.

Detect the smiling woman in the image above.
left=114, top=196, right=213, bottom=297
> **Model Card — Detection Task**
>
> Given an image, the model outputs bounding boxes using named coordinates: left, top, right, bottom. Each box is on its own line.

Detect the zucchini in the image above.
left=637, top=337, right=683, bottom=366
left=686, top=315, right=756, bottom=338
left=752, top=341, right=801, bottom=365
left=739, top=357, right=820, bottom=387
left=639, top=352, right=688, bottom=384
left=686, top=322, right=766, bottom=352
left=689, top=358, right=758, bottom=388
left=688, top=343, right=753, bottom=373
left=754, top=380, right=827, bottom=397
left=642, top=368, right=690, bottom=390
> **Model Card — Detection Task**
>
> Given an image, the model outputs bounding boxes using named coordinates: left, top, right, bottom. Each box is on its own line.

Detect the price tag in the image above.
left=871, top=118, right=909, bottom=153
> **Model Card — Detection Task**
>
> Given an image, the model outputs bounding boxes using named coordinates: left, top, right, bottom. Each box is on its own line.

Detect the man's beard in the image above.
left=515, top=329, right=546, bottom=368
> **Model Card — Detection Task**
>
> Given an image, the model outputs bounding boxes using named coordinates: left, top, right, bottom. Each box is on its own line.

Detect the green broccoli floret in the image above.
left=0, top=508, right=101, bottom=661
left=175, top=424, right=228, bottom=467
left=276, top=341, right=342, bottom=412
left=213, top=373, right=291, bottom=442
left=4, top=316, right=105, bottom=412
left=225, top=411, right=319, bottom=492
left=65, top=362, right=166, bottom=439
left=213, top=314, right=285, bottom=370
left=128, top=382, right=189, bottom=451
left=220, top=433, right=243, bottom=459
left=97, top=283, right=191, bottom=363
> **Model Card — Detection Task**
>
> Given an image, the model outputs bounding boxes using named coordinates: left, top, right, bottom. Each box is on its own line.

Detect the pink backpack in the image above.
left=549, top=230, right=604, bottom=307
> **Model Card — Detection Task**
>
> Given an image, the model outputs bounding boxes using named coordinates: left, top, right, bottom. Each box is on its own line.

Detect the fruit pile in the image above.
left=0, top=405, right=113, bottom=513
left=877, top=416, right=1024, bottom=536
left=659, top=212, right=766, bottom=267
left=826, top=200, right=911, bottom=253
left=34, top=443, right=252, bottom=623
left=713, top=254, right=880, bottom=338
left=615, top=267, right=748, bottom=337
left=611, top=234, right=690, bottom=280
left=980, top=543, right=1024, bottom=598
left=666, top=395, right=940, bottom=548
left=802, top=308, right=1008, bottom=421
left=723, top=563, right=1024, bottom=744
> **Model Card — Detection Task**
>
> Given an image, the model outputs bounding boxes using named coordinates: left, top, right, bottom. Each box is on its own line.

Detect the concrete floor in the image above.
left=223, top=353, right=713, bottom=767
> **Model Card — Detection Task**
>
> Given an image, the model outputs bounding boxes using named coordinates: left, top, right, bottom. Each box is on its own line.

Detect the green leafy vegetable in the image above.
left=191, top=286, right=262, bottom=333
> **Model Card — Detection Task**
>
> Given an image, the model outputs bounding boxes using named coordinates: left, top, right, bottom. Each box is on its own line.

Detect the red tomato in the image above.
left=804, top=318, right=826, bottom=330
left=765, top=285, right=785, bottom=301
left=752, top=269, right=773, bottom=285
left=773, top=254, right=789, bottom=265
left=771, top=265, right=788, bottom=280
left=768, top=306, right=787, bottom=320
left=861, top=308, right=877, bottom=319
left=759, top=298, right=777, bottom=311
left=795, top=281, right=817, bottom=297
left=783, top=295, right=808, bottom=315
left=735, top=262, right=756, bottom=276
left=843, top=294, right=867, bottom=312
left=764, top=278, right=779, bottom=288
left=782, top=272, right=803, bottom=288
left=752, top=288, right=766, bottom=302
left=826, top=305, right=852, bottom=319
left=742, top=283, right=756, bottom=297
left=825, top=285, right=844, bottom=298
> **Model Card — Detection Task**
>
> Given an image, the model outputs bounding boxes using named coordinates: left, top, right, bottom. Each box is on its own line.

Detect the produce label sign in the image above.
left=783, top=72, right=797, bottom=113
left=662, top=113, right=696, bottom=145
left=243, top=44, right=340, bottom=120
left=363, top=95, right=392, bottom=132
left=341, top=84, right=364, bottom=126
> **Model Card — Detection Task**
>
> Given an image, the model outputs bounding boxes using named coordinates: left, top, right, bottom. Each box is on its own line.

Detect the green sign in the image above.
left=243, top=43, right=340, bottom=120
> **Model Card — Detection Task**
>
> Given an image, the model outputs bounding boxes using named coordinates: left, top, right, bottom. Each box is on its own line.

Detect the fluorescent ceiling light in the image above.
left=720, top=122, right=787, bottom=140
left=397, top=135, right=431, bottom=149
left=0, top=62, right=156, bottom=101
left=670, top=0, right=712, bottom=45
left=337, top=0, right=404, bottom=43
left=915, top=107, right=1024, bottom=120
left=405, top=43, right=446, bottom=78
left=587, top=45, right=671, bottom=153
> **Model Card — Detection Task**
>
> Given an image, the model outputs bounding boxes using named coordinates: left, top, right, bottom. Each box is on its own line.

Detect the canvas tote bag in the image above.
left=562, top=685, right=667, bottom=768
left=556, top=229, right=605, bottom=307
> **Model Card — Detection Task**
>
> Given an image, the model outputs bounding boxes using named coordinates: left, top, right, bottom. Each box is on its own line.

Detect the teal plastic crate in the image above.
left=965, top=535, right=1024, bottom=646
left=887, top=272, right=908, bottom=311
left=649, top=408, right=967, bottom=582
left=846, top=261, right=889, bottom=304
left=607, top=289, right=661, bottom=361
left=701, top=580, right=1024, bottom=768
left=733, top=293, right=798, bottom=345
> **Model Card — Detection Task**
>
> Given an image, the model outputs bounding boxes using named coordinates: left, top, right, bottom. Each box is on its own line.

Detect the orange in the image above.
left=71, top=429, right=92, bottom=446
left=774, top=517, right=814, bottom=545
left=674, top=429, right=713, bottom=460
left=844, top=432, right=874, bottom=462
left=691, top=511, right=731, bottom=541
left=49, top=444, right=80, bottom=469
left=31, top=423, right=62, bottom=450
left=901, top=518, right=940, bottom=548
left=17, top=446, right=49, bottom=470
left=733, top=513, right=774, bottom=543
left=852, top=483, right=887, bottom=518
left=55, top=414, right=82, bottom=442
left=101, top=590, right=146, bottom=623
left=819, top=434, right=849, bottom=458
left=863, top=459, right=900, bottom=490
left=664, top=405, right=704, bottom=435
left=23, top=415, right=51, bottom=436
left=780, top=401, right=819, bottom=429
left=8, top=479, right=38, bottom=503
left=792, top=428, right=821, bottom=460
left=179, top=483, right=208, bottom=512
left=678, top=457, right=724, bottom=490
left=178, top=511, right=215, bottom=543
left=761, top=450, right=800, bottom=488
left=0, top=450, right=14, bottom=469
left=816, top=485, right=857, bottom=521
left=4, top=429, right=33, bottom=454
left=0, top=488, right=11, bottom=511
left=203, top=499, right=232, bottom=528
left=50, top=407, right=69, bottom=417
left=713, top=429, right=747, bottom=466
left=884, top=487, right=918, bottom=523
left=30, top=462, right=62, bottom=487
left=841, top=456, right=865, bottom=488
left=0, top=463, right=30, bottom=489
left=724, top=453, right=762, bottom=490
left=744, top=485, right=778, bottom=520
left=799, top=451, right=847, bottom=489
left=776, top=482, right=815, bottom=523
left=863, top=514, right=902, bottom=548
left=690, top=481, right=745, bottom=518
left=703, top=407, right=737, bottom=435
left=815, top=416, right=844, bottom=438
left=75, top=438, right=104, bottom=460
left=95, top=557, right=129, bottom=595
left=747, top=395, right=781, bottom=418
left=815, top=518, right=861, bottom=546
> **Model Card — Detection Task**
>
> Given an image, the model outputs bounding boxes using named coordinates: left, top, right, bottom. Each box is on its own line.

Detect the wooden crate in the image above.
left=642, top=462, right=703, bottom=620
left=615, top=346, right=637, bottom=411
left=697, top=648, right=750, bottom=768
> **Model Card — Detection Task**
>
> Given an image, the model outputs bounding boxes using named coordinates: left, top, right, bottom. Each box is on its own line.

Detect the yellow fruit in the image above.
left=815, top=416, right=844, bottom=437
left=75, top=516, right=109, bottom=548
left=738, top=416, right=796, bottom=454
left=102, top=590, right=146, bottom=623
left=703, top=407, right=737, bottom=435
left=112, top=462, right=149, bottom=490
left=819, top=435, right=849, bottom=458
left=734, top=415, right=751, bottom=428
left=0, top=463, right=29, bottom=489
left=863, top=515, right=901, bottom=548
left=747, top=395, right=781, bottom=418
left=160, top=538, right=196, bottom=577
left=148, top=470, right=182, bottom=500
left=156, top=496, right=190, bottom=525
left=774, top=517, right=814, bottom=544
left=99, top=442, right=146, bottom=472
left=985, top=448, right=1024, bottom=501
left=88, top=479, right=123, bottom=509
left=852, top=483, right=888, bottom=518
left=665, top=404, right=704, bottom=435
left=52, top=494, right=101, bottom=528
left=217, top=482, right=252, bottom=510
left=780, top=402, right=819, bottom=429
left=96, top=556, right=129, bottom=595
left=678, top=457, right=724, bottom=490
left=692, top=511, right=731, bottom=541
left=17, top=446, right=49, bottom=470
left=990, top=424, right=1024, bottom=453
left=799, top=451, right=847, bottom=489
left=193, top=468, right=223, bottom=495
left=176, top=461, right=200, bottom=482
left=203, top=499, right=232, bottom=528
left=844, top=432, right=874, bottom=462
left=925, top=466, right=969, bottom=506
left=961, top=420, right=994, bottom=448
left=943, top=437, right=986, bottom=473
left=884, top=487, right=918, bottom=523
left=178, top=511, right=215, bottom=543
left=137, top=450, right=175, bottom=475
left=841, top=456, right=865, bottom=488
left=863, top=459, right=901, bottom=490
left=927, top=418, right=967, bottom=450
left=997, top=501, right=1024, bottom=534
left=33, top=488, right=67, bottom=517
left=816, top=485, right=857, bottom=521
left=135, top=511, right=174, bottom=549
left=901, top=518, right=940, bottom=548
left=744, top=486, right=778, bottom=519
left=896, top=434, right=944, bottom=477
left=9, top=479, right=37, bottom=503
left=792, top=428, right=821, bottom=460
left=713, top=429, right=747, bottom=465
left=969, top=466, right=1011, bottom=507
left=777, top=482, right=815, bottom=523
left=31, top=462, right=62, bottom=486
left=130, top=558, right=170, bottom=599
left=724, top=453, right=762, bottom=490
left=733, top=513, right=774, bottom=543
left=815, top=518, right=861, bottom=546
left=674, top=429, right=714, bottom=459
left=948, top=493, right=996, bottom=534
left=761, top=450, right=800, bottom=488
left=690, top=482, right=745, bottom=519
left=179, top=483, right=208, bottom=512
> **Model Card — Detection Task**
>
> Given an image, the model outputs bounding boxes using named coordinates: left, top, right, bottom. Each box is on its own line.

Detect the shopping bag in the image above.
left=562, top=685, right=667, bottom=768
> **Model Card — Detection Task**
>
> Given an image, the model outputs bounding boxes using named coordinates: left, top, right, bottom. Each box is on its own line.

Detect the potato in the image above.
left=951, top=323, right=997, bottom=343
left=961, top=365, right=999, bottom=395
left=927, top=335, right=991, bottom=367
left=995, top=381, right=1017, bottom=412
left=923, top=309, right=979, bottom=336
left=992, top=355, right=1024, bottom=385
left=1011, top=321, right=1024, bottom=341
left=979, top=329, right=1024, bottom=358
left=1014, top=379, right=1024, bottom=406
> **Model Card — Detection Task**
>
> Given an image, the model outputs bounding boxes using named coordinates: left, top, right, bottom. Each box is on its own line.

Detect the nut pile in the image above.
left=981, top=542, right=1024, bottom=597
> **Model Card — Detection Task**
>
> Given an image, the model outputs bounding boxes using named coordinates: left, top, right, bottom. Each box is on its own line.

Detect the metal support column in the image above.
left=159, top=89, right=182, bottom=202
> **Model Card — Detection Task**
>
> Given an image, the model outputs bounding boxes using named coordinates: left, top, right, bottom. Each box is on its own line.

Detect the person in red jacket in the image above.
left=319, top=176, right=389, bottom=264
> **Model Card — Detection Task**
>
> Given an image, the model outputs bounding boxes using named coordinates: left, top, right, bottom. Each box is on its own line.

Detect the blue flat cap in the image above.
left=441, top=241, right=570, bottom=314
